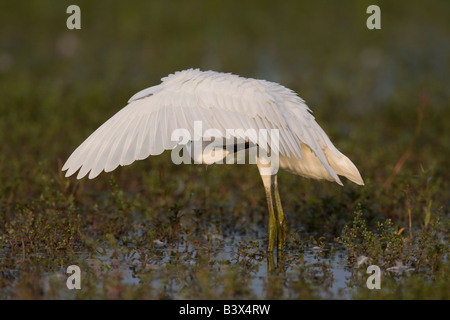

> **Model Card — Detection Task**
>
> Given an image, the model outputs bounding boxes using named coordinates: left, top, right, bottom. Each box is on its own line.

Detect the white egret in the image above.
left=62, top=68, right=364, bottom=252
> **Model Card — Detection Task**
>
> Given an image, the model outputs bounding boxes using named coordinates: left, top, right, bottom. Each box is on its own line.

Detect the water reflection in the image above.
left=87, top=236, right=354, bottom=299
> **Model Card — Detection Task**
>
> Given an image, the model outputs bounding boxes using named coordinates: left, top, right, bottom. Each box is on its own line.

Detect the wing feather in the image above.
left=134, top=113, right=151, bottom=160
left=63, top=68, right=362, bottom=184
left=149, top=108, right=164, bottom=155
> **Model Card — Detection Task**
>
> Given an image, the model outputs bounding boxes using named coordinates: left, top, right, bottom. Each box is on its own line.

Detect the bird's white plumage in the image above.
left=62, top=68, right=363, bottom=185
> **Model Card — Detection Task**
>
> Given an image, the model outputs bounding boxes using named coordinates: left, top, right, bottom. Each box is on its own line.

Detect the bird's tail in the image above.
left=324, top=147, right=364, bottom=185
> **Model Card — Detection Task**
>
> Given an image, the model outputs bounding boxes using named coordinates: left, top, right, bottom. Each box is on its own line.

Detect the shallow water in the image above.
left=78, top=235, right=358, bottom=299
left=1, top=225, right=447, bottom=300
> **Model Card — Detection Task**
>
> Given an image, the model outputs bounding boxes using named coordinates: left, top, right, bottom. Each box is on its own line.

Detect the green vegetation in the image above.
left=0, top=1, right=449, bottom=299
left=338, top=207, right=448, bottom=299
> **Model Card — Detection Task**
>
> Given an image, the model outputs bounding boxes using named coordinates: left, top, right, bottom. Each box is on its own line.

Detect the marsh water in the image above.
left=8, top=232, right=402, bottom=300
left=92, top=237, right=355, bottom=299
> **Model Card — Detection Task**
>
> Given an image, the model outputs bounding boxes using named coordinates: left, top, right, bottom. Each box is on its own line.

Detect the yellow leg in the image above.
left=273, top=176, right=286, bottom=251
left=267, top=251, right=275, bottom=273
left=265, top=187, right=277, bottom=253
left=257, top=156, right=282, bottom=253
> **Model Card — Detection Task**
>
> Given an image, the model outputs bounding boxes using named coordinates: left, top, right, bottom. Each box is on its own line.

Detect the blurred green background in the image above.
left=1, top=1, right=449, bottom=176
left=0, top=1, right=449, bottom=299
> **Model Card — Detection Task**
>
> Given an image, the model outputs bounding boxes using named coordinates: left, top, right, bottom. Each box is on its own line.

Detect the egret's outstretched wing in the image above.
left=62, top=68, right=357, bottom=183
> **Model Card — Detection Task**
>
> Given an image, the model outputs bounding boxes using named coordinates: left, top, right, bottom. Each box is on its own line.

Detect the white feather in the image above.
left=62, top=68, right=363, bottom=186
